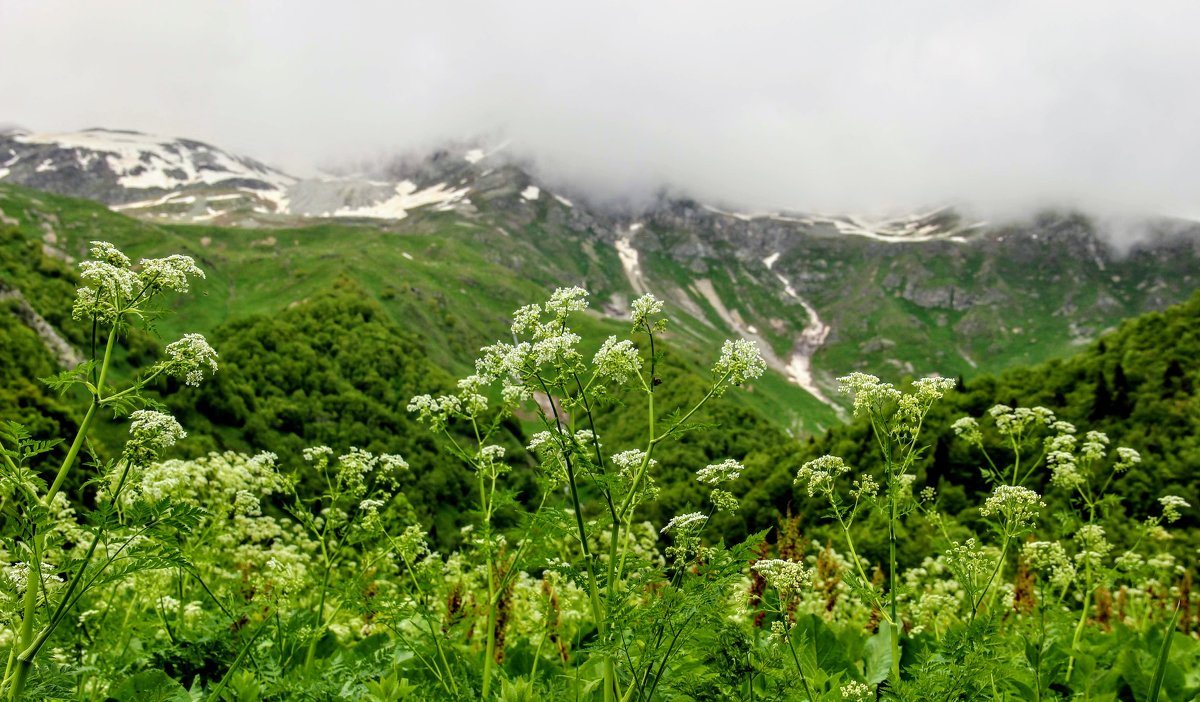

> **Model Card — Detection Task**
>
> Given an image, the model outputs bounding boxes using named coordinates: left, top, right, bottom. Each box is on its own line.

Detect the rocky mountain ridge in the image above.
left=3, top=127, right=1199, bottom=419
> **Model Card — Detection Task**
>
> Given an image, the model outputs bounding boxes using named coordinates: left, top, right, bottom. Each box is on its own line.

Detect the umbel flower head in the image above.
left=73, top=241, right=206, bottom=323
left=751, top=558, right=811, bottom=593
left=711, top=339, right=766, bottom=394
left=980, top=485, right=1045, bottom=533
left=124, top=410, right=186, bottom=464
left=164, top=334, right=219, bottom=387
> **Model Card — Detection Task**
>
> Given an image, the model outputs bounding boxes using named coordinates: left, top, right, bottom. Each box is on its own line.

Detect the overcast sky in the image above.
left=2, top=1, right=1198, bottom=217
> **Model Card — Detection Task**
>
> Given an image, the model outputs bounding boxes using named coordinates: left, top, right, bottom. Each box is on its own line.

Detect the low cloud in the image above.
left=3, top=1, right=1199, bottom=219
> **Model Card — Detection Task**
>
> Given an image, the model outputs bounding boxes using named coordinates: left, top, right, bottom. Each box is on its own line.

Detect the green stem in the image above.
left=888, top=470, right=901, bottom=682
left=208, top=615, right=270, bottom=701
left=973, top=534, right=1011, bottom=620
left=45, top=402, right=97, bottom=505
left=1066, top=577, right=1092, bottom=681
left=786, top=631, right=815, bottom=702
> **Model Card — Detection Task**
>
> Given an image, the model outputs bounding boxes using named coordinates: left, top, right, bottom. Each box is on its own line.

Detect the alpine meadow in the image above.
left=4, top=5, right=1200, bottom=699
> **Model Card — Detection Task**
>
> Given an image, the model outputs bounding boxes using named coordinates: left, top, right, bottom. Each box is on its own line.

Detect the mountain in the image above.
left=2, top=127, right=1200, bottom=433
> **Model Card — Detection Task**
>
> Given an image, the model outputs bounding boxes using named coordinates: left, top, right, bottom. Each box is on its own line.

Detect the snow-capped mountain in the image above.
left=1, top=129, right=293, bottom=211
left=3, top=125, right=1200, bottom=424
left=0, top=128, right=496, bottom=224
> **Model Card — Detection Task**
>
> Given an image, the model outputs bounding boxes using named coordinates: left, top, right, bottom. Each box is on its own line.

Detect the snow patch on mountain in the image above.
left=13, top=129, right=296, bottom=192
left=615, top=229, right=647, bottom=295
left=327, top=181, right=469, bottom=219
left=521, top=185, right=540, bottom=201
left=773, top=272, right=834, bottom=407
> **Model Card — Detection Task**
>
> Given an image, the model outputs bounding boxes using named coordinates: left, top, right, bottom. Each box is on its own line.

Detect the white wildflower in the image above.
left=1159, top=495, right=1190, bottom=524
left=630, top=293, right=664, bottom=327
left=593, top=336, right=642, bottom=384
left=712, top=339, right=766, bottom=390
left=660, top=512, right=708, bottom=534
left=979, top=485, right=1045, bottom=532
left=751, top=559, right=811, bottom=592
left=164, top=333, right=219, bottom=387
left=951, top=416, right=983, bottom=445
left=837, top=373, right=902, bottom=417
left=139, top=254, right=205, bottom=293
left=696, top=458, right=744, bottom=485
left=794, top=455, right=849, bottom=497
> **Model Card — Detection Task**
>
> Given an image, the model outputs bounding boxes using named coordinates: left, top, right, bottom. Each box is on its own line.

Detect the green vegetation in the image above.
left=1, top=240, right=1197, bottom=700
left=2, top=183, right=1199, bottom=700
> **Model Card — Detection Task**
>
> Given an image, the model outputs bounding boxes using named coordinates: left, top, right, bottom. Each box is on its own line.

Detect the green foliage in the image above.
left=1, top=191, right=1199, bottom=700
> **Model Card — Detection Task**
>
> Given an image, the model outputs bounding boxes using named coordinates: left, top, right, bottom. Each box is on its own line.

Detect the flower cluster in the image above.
left=1024, top=541, right=1076, bottom=591
left=712, top=339, right=766, bottom=393
left=988, top=404, right=1055, bottom=437
left=592, top=336, right=642, bottom=384
left=794, top=455, right=849, bottom=498
left=1073, top=524, right=1112, bottom=569
left=660, top=512, right=708, bottom=534
left=841, top=681, right=874, bottom=702
left=979, top=485, right=1045, bottom=534
left=951, top=416, right=983, bottom=445
left=124, top=410, right=186, bottom=464
left=836, top=372, right=902, bottom=417
left=630, top=293, right=664, bottom=328
left=751, top=558, right=811, bottom=593
left=72, top=242, right=207, bottom=324
left=163, top=333, right=219, bottom=387
left=1159, top=495, right=1190, bottom=523
left=696, top=458, right=744, bottom=485
left=138, top=254, right=205, bottom=294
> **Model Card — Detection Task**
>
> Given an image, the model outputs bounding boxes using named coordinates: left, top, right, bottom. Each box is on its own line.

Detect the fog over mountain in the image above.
left=2, top=1, right=1199, bottom=220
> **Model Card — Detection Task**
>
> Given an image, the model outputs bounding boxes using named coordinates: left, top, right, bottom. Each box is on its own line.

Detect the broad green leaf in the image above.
left=109, top=669, right=190, bottom=702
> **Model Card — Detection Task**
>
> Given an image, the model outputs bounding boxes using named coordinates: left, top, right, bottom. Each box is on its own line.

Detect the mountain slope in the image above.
left=2, top=128, right=1200, bottom=429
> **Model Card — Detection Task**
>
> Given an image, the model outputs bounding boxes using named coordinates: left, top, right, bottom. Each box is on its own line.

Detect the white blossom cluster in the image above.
left=711, top=338, right=766, bottom=393
left=611, top=449, right=654, bottom=480
left=138, top=450, right=280, bottom=508
left=841, top=681, right=874, bottom=701
left=592, top=336, right=643, bottom=384
left=630, top=293, right=664, bottom=328
left=696, top=458, right=744, bottom=485
left=525, top=428, right=598, bottom=487
left=794, top=455, right=849, bottom=498
left=407, top=394, right=464, bottom=431
left=72, top=242, right=207, bottom=324
left=951, top=416, right=983, bottom=445
left=900, top=556, right=965, bottom=635
left=660, top=512, right=708, bottom=534
left=138, top=254, right=205, bottom=294
left=1046, top=433, right=1083, bottom=489
left=988, top=404, right=1055, bottom=437
left=164, top=333, right=219, bottom=387
left=751, top=558, right=811, bottom=593
left=1073, top=524, right=1113, bottom=569
left=979, top=485, right=1045, bottom=533
left=1080, top=431, right=1109, bottom=462
left=836, top=372, right=902, bottom=417
left=1024, top=541, right=1077, bottom=591
left=1159, top=495, right=1190, bottom=523
left=124, top=410, right=186, bottom=464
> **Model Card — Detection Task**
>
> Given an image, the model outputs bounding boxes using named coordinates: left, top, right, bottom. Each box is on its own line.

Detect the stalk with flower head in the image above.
left=0, top=242, right=216, bottom=699
left=409, top=287, right=767, bottom=700
left=949, top=401, right=1185, bottom=682
left=793, top=372, right=957, bottom=685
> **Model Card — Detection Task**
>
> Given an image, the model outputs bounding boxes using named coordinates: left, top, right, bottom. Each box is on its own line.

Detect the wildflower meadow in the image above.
left=1, top=243, right=1197, bottom=701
